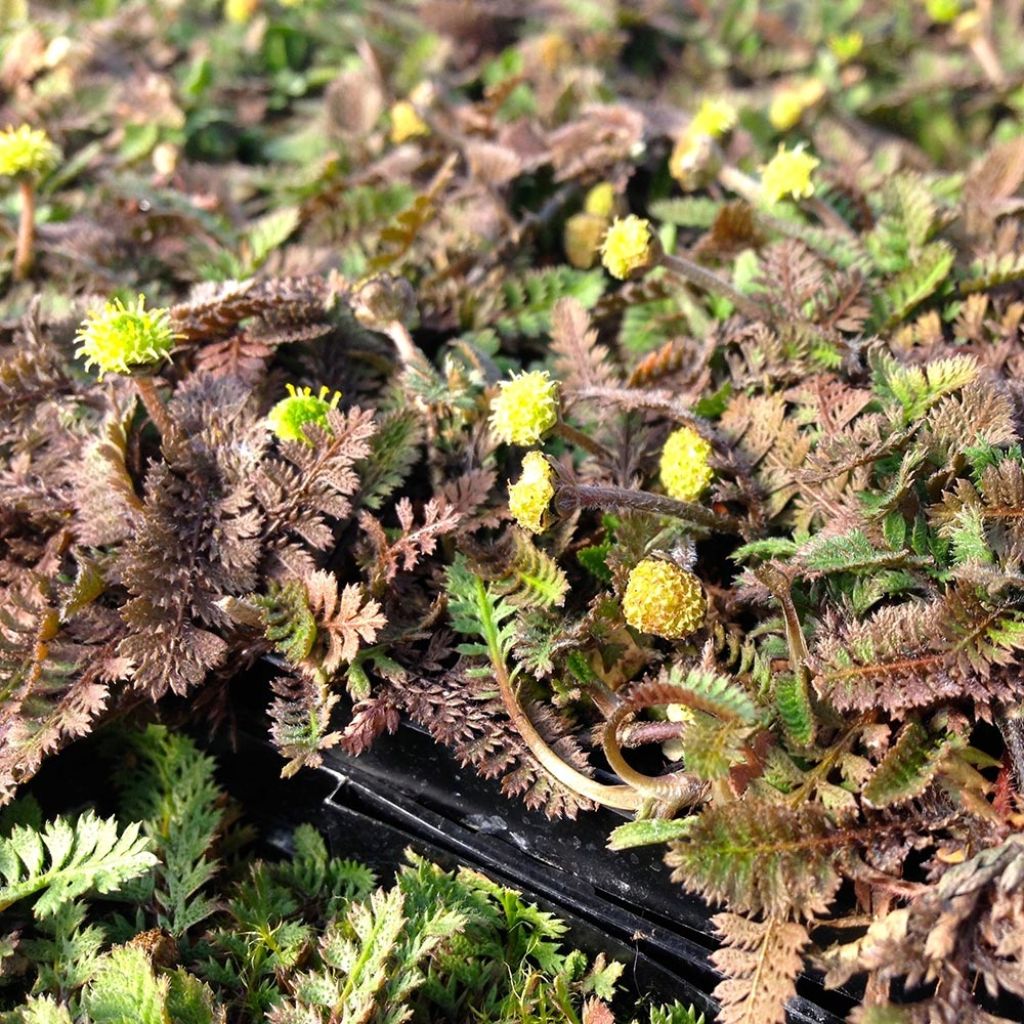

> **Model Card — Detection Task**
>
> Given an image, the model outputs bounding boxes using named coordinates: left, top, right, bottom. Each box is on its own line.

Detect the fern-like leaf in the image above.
left=0, top=812, right=156, bottom=918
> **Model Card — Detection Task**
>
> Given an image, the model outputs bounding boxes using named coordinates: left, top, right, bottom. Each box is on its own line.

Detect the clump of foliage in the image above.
left=0, top=726, right=699, bottom=1024
left=5, top=1, right=1024, bottom=1022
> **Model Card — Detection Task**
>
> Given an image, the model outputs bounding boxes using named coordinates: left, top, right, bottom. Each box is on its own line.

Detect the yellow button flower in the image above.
left=769, top=80, right=825, bottom=131
left=0, top=125, right=60, bottom=180
left=489, top=370, right=560, bottom=446
left=75, top=296, right=179, bottom=378
left=267, top=384, right=342, bottom=444
left=584, top=182, right=617, bottom=218
left=390, top=100, right=429, bottom=144
left=622, top=558, right=706, bottom=639
left=760, top=144, right=819, bottom=205
left=225, top=0, right=259, bottom=23
left=600, top=215, right=658, bottom=281
left=691, top=97, right=737, bottom=138
left=508, top=450, right=555, bottom=534
left=660, top=426, right=714, bottom=502
left=564, top=211, right=608, bottom=269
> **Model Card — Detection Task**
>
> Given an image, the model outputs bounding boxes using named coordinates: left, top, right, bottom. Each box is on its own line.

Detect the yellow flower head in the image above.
left=691, top=97, right=737, bottom=139
left=669, top=129, right=715, bottom=190
left=564, top=211, right=608, bottom=269
left=225, top=0, right=259, bottom=23
left=508, top=450, right=555, bottom=534
left=769, top=79, right=825, bottom=131
left=0, top=125, right=60, bottom=179
left=584, top=182, right=617, bottom=218
left=622, top=558, right=706, bottom=639
left=760, top=144, right=819, bottom=205
left=659, top=426, right=714, bottom=502
left=489, top=370, right=560, bottom=446
left=75, top=296, right=179, bottom=378
left=390, top=100, right=429, bottom=144
left=828, top=31, right=863, bottom=63
left=600, top=215, right=658, bottom=281
left=267, top=384, right=342, bottom=444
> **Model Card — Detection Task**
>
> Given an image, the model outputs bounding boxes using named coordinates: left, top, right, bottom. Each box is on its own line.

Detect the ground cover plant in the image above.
left=0, top=725, right=700, bottom=1023
left=3, top=0, right=1024, bottom=1021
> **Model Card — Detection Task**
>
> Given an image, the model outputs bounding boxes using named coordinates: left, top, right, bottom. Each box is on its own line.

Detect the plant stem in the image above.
left=998, top=712, right=1024, bottom=791
left=659, top=250, right=768, bottom=321
left=384, top=320, right=425, bottom=369
left=134, top=376, right=174, bottom=438
left=602, top=706, right=706, bottom=803
left=553, top=419, right=613, bottom=461
left=13, top=179, right=36, bottom=282
left=497, top=665, right=641, bottom=811
left=475, top=573, right=640, bottom=811
left=555, top=480, right=740, bottom=533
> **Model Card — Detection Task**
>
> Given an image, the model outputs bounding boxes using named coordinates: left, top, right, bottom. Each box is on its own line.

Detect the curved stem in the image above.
left=601, top=705, right=706, bottom=803
left=555, top=480, right=739, bottom=533
left=496, top=663, right=641, bottom=811
left=14, top=179, right=35, bottom=282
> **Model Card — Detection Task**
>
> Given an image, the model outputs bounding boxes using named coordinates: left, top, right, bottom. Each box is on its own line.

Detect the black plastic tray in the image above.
left=215, top=725, right=715, bottom=1017
left=308, top=719, right=850, bottom=1024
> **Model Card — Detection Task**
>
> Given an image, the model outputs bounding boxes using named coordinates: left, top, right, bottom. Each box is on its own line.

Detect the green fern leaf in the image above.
left=959, top=251, right=1024, bottom=294
left=657, top=666, right=762, bottom=726
left=495, top=534, right=569, bottom=610
left=665, top=798, right=841, bottom=918
left=862, top=719, right=951, bottom=809
left=5, top=996, right=75, bottom=1024
left=0, top=812, right=156, bottom=918
left=773, top=673, right=816, bottom=748
left=647, top=1002, right=706, bottom=1024
left=82, top=945, right=169, bottom=1024
left=253, top=581, right=317, bottom=665
left=871, top=241, right=954, bottom=330
left=445, top=555, right=518, bottom=673
left=496, top=267, right=605, bottom=338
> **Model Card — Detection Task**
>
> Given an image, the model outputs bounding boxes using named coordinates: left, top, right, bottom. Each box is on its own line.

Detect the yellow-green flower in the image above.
left=267, top=384, right=342, bottom=444
left=225, top=0, right=259, bottom=23
left=768, top=79, right=825, bottom=131
left=828, top=31, right=863, bottom=63
left=390, top=100, right=429, bottom=144
left=622, top=558, right=706, bottom=639
left=760, top=144, right=819, bottom=205
left=508, top=450, right=554, bottom=534
left=926, top=0, right=961, bottom=23
left=600, top=215, right=658, bottom=281
left=0, top=125, right=60, bottom=180
left=75, top=296, right=179, bottom=378
left=584, top=182, right=617, bottom=218
left=489, top=370, right=560, bottom=446
left=659, top=426, right=714, bottom=502
left=691, top=97, right=737, bottom=138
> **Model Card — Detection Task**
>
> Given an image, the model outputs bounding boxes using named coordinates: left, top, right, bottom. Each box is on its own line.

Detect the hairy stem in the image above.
left=659, top=251, right=768, bottom=321
left=498, top=666, right=641, bottom=811
left=134, top=376, right=174, bottom=438
left=553, top=419, right=613, bottom=461
left=601, top=704, right=707, bottom=803
left=555, top=480, right=740, bottom=533
left=14, top=179, right=36, bottom=282
left=474, top=574, right=640, bottom=811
